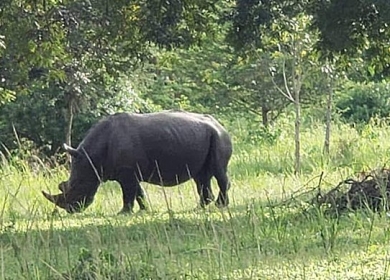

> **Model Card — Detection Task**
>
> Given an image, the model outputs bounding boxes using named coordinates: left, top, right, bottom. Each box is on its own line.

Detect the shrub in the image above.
left=335, top=82, right=390, bottom=124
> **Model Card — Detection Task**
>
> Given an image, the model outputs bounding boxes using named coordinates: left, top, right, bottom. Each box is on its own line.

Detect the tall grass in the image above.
left=1, top=116, right=390, bottom=279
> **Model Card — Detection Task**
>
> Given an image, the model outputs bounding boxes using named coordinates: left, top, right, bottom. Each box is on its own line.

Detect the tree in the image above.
left=226, top=1, right=327, bottom=173
left=224, top=0, right=390, bottom=171
left=322, top=62, right=334, bottom=155
left=266, top=14, right=323, bottom=173
left=0, top=0, right=221, bottom=154
left=134, top=31, right=235, bottom=115
left=226, top=53, right=288, bottom=127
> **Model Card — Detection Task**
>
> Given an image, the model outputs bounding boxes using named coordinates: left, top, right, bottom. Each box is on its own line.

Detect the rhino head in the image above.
left=42, top=143, right=100, bottom=213
left=42, top=188, right=95, bottom=213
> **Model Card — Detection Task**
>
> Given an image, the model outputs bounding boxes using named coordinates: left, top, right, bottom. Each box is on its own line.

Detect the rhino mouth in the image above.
left=42, top=186, right=95, bottom=213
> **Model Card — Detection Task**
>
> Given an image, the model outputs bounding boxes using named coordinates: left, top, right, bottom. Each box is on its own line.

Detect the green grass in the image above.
left=1, top=118, right=390, bottom=279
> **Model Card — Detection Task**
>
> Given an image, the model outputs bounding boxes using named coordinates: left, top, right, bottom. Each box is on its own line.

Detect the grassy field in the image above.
left=1, top=117, right=390, bottom=279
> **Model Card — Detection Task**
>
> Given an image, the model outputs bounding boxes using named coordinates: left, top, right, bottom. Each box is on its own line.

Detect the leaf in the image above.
left=28, top=40, right=37, bottom=53
left=0, top=35, right=5, bottom=50
left=0, top=88, right=16, bottom=104
left=368, top=66, right=376, bottom=77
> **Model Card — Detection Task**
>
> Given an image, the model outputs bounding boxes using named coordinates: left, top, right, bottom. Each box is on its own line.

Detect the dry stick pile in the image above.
left=313, top=168, right=390, bottom=214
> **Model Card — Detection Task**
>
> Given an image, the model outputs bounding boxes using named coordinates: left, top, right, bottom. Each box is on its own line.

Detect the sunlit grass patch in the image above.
left=226, top=246, right=390, bottom=279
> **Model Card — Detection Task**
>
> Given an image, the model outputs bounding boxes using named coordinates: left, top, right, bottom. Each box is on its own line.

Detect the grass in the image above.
left=1, top=117, right=390, bottom=279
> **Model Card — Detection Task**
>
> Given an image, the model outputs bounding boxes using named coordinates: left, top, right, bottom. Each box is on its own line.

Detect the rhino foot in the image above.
left=118, top=208, right=133, bottom=215
left=216, top=194, right=229, bottom=208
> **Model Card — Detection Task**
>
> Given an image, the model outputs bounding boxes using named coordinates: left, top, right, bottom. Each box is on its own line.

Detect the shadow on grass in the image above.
left=0, top=201, right=386, bottom=279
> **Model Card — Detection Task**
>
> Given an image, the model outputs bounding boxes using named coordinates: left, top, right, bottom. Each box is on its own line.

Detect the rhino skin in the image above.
left=42, top=110, right=233, bottom=214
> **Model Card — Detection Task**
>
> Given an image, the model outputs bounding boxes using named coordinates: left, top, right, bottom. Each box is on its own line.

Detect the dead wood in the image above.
left=313, top=168, right=390, bottom=215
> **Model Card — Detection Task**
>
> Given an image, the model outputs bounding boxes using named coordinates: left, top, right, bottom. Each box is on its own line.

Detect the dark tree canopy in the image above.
left=226, top=0, right=390, bottom=74
left=0, top=0, right=219, bottom=91
left=311, top=0, right=390, bottom=78
left=311, top=0, right=390, bottom=52
left=225, top=0, right=309, bottom=51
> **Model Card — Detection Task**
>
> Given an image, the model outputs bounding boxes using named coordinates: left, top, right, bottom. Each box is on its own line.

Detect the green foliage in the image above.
left=1, top=0, right=389, bottom=159
left=141, top=13, right=327, bottom=127
left=225, top=0, right=311, bottom=52
left=0, top=0, right=221, bottom=94
left=0, top=88, right=15, bottom=105
left=0, top=76, right=158, bottom=156
left=225, top=6, right=331, bottom=128
left=140, top=38, right=233, bottom=114
left=230, top=115, right=282, bottom=145
left=336, top=82, right=390, bottom=124
left=310, top=0, right=390, bottom=79
left=226, top=54, right=289, bottom=126
left=311, top=1, right=390, bottom=52
left=0, top=0, right=224, bottom=155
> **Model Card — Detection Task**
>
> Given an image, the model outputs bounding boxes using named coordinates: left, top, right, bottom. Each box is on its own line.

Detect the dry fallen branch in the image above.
left=313, top=168, right=390, bottom=215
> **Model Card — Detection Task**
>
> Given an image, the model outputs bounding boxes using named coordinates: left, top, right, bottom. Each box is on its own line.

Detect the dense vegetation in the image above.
left=1, top=0, right=390, bottom=278
left=1, top=0, right=390, bottom=156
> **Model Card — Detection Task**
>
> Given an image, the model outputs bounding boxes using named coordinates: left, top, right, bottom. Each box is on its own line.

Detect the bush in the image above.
left=0, top=78, right=160, bottom=158
left=335, top=82, right=390, bottom=124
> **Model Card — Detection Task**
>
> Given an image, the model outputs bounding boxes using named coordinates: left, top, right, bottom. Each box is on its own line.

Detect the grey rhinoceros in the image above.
left=42, top=110, right=233, bottom=214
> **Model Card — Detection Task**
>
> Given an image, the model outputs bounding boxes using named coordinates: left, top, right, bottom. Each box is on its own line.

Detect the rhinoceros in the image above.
left=42, top=110, right=233, bottom=214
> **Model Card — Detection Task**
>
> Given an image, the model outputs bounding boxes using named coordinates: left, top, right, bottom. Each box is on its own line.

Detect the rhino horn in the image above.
left=42, top=191, right=56, bottom=203
left=42, top=191, right=68, bottom=209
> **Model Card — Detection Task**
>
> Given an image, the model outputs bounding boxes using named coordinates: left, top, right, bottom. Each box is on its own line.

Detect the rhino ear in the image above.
left=63, top=143, right=81, bottom=158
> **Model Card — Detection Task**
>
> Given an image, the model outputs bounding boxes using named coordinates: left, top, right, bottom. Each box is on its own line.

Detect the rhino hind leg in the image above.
left=135, top=185, right=148, bottom=211
left=216, top=176, right=230, bottom=207
left=194, top=176, right=214, bottom=207
left=214, top=169, right=230, bottom=208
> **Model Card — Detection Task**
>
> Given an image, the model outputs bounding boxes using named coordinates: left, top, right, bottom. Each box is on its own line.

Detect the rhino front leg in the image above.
left=117, top=171, right=139, bottom=214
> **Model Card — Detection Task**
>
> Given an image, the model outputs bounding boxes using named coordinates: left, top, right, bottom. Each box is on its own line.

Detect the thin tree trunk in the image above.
left=261, top=106, right=269, bottom=127
left=65, top=96, right=74, bottom=163
left=292, top=45, right=301, bottom=174
left=271, top=36, right=303, bottom=174
left=324, top=81, right=332, bottom=155
left=65, top=98, right=74, bottom=147
left=294, top=90, right=300, bottom=174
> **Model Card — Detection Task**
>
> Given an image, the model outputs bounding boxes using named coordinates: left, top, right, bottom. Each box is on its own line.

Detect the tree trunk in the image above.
left=294, top=90, right=300, bottom=174
left=261, top=106, right=269, bottom=127
left=65, top=99, right=74, bottom=147
left=292, top=44, right=301, bottom=174
left=324, top=80, right=333, bottom=155
left=65, top=96, right=74, bottom=163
